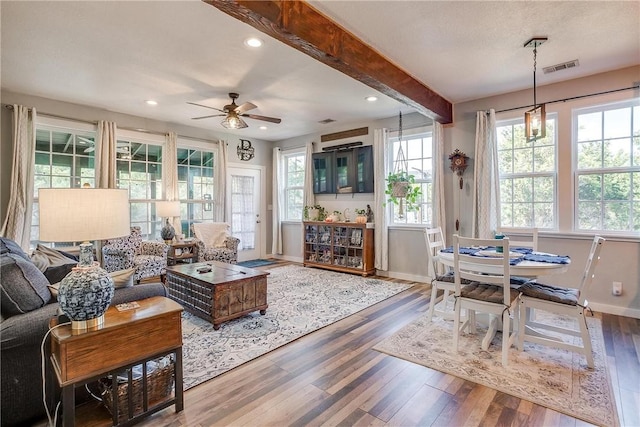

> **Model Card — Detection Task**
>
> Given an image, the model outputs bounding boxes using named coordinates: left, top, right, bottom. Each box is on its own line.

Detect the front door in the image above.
left=227, top=166, right=263, bottom=262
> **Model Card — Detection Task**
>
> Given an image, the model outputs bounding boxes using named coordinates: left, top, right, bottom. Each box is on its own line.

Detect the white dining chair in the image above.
left=497, top=227, right=539, bottom=287
left=452, top=235, right=520, bottom=366
left=497, top=227, right=538, bottom=251
left=423, top=227, right=468, bottom=322
left=517, top=235, right=605, bottom=368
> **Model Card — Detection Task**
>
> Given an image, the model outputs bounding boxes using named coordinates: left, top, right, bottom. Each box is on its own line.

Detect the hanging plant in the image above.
left=385, top=112, right=422, bottom=216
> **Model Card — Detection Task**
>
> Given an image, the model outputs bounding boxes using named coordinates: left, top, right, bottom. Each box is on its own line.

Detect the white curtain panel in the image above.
left=271, top=147, right=283, bottom=255
left=373, top=128, right=389, bottom=271
left=303, top=141, right=315, bottom=208
left=164, top=132, right=180, bottom=233
left=472, top=109, right=500, bottom=238
left=95, top=120, right=117, bottom=188
left=432, top=121, right=447, bottom=276
left=433, top=121, right=447, bottom=240
left=215, top=140, right=228, bottom=222
left=1, top=105, right=36, bottom=249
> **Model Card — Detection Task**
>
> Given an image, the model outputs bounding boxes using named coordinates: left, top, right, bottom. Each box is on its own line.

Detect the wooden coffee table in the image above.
left=165, top=261, right=269, bottom=330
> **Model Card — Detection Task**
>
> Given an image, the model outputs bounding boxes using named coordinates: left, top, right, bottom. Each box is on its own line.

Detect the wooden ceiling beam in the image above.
left=204, top=0, right=453, bottom=124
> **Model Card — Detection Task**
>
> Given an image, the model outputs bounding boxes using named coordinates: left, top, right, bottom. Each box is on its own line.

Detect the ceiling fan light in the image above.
left=221, top=113, right=248, bottom=129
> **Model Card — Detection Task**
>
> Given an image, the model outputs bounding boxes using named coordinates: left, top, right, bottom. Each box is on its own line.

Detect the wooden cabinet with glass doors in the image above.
left=303, top=221, right=375, bottom=276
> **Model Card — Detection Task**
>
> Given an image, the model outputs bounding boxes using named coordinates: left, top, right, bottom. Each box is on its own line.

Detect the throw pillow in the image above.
left=110, top=267, right=136, bottom=289
left=48, top=282, right=60, bottom=298
left=0, top=253, right=52, bottom=317
left=30, top=244, right=79, bottom=284
left=31, top=244, right=77, bottom=272
left=193, top=222, right=229, bottom=248
left=0, top=237, right=30, bottom=261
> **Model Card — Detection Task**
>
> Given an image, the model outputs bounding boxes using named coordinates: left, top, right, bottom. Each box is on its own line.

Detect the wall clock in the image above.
left=449, top=148, right=470, bottom=232
left=237, top=139, right=255, bottom=161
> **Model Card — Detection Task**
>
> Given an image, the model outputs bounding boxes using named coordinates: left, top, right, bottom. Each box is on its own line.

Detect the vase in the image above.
left=58, top=262, right=115, bottom=330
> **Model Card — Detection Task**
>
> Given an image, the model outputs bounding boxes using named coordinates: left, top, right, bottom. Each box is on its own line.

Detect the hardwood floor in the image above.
left=71, top=262, right=639, bottom=426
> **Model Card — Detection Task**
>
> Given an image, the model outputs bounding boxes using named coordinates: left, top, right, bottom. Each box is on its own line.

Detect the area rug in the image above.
left=181, top=265, right=413, bottom=389
left=236, top=258, right=279, bottom=268
left=374, top=312, right=619, bottom=427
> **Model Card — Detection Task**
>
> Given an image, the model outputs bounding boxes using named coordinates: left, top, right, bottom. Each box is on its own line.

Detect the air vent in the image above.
left=543, top=59, right=579, bottom=74
left=318, top=118, right=336, bottom=124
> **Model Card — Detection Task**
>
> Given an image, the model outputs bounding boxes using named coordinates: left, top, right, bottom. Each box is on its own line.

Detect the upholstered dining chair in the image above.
left=102, top=226, right=169, bottom=283
left=424, top=227, right=461, bottom=321
left=517, top=235, right=605, bottom=368
left=452, top=235, right=520, bottom=367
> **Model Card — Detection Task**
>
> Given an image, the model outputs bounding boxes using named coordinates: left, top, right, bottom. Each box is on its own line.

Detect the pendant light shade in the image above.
left=524, top=37, right=547, bottom=142
left=221, top=111, right=248, bottom=129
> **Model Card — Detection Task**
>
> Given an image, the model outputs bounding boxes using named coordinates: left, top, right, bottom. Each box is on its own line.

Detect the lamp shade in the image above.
left=38, top=188, right=130, bottom=331
left=39, top=188, right=130, bottom=242
left=156, top=200, right=181, bottom=218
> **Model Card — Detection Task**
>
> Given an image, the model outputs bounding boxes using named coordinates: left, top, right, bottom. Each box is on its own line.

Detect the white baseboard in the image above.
left=590, top=302, right=640, bottom=319
left=376, top=269, right=430, bottom=285
left=273, top=254, right=304, bottom=263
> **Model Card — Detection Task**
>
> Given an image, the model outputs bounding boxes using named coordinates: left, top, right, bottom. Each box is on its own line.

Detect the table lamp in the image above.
left=39, top=188, right=130, bottom=331
left=156, top=200, right=180, bottom=244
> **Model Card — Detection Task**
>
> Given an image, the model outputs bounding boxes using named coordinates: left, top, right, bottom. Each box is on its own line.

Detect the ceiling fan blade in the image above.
left=241, top=113, right=282, bottom=124
left=84, top=146, right=95, bottom=153
left=234, top=102, right=257, bottom=114
left=187, top=102, right=225, bottom=113
left=192, top=114, right=225, bottom=120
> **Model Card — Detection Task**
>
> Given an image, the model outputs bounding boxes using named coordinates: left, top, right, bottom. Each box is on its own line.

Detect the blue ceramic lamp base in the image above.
left=58, top=242, right=115, bottom=331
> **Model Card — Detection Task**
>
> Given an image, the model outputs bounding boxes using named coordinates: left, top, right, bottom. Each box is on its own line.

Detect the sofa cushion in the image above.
left=0, top=253, right=52, bottom=317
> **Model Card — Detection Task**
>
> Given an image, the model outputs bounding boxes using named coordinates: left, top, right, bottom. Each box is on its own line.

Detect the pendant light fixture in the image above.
left=524, top=37, right=547, bottom=142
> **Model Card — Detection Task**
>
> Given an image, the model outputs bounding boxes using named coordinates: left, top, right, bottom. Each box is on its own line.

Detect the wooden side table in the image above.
left=49, top=296, right=184, bottom=426
left=167, top=241, right=199, bottom=266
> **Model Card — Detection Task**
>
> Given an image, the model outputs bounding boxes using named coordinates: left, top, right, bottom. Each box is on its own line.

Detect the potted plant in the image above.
left=384, top=171, right=422, bottom=212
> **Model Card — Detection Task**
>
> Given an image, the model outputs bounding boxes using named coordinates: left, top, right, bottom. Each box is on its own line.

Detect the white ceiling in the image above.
left=2, top=1, right=638, bottom=142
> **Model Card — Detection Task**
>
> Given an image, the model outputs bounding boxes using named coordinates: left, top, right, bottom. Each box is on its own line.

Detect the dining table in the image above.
left=436, top=246, right=571, bottom=350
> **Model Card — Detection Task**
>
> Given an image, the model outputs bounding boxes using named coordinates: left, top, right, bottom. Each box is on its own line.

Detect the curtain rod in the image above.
left=490, top=84, right=639, bottom=114
left=3, top=104, right=217, bottom=143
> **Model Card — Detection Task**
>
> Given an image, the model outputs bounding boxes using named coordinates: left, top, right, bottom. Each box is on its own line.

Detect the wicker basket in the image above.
left=99, top=356, right=175, bottom=423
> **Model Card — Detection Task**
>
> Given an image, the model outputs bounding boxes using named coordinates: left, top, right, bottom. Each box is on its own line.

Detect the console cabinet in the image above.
left=303, top=221, right=375, bottom=276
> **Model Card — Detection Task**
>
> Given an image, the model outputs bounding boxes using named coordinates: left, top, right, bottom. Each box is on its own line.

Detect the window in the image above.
left=115, top=134, right=163, bottom=239
left=32, top=122, right=96, bottom=248
left=388, top=131, right=433, bottom=225
left=283, top=151, right=305, bottom=221
left=177, top=146, right=216, bottom=238
left=496, top=116, right=557, bottom=229
left=574, top=100, right=640, bottom=232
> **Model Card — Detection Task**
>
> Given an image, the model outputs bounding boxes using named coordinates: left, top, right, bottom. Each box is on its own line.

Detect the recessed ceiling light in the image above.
left=259, top=126, right=268, bottom=130
left=145, top=100, right=158, bottom=106
left=365, top=96, right=378, bottom=102
left=244, top=37, right=263, bottom=48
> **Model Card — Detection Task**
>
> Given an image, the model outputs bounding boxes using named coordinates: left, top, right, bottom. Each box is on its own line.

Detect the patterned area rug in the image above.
left=374, top=312, right=619, bottom=427
left=181, top=265, right=413, bottom=389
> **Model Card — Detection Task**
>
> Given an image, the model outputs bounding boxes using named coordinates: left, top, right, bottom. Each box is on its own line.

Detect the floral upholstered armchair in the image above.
left=102, top=226, right=169, bottom=282
left=191, top=222, right=240, bottom=264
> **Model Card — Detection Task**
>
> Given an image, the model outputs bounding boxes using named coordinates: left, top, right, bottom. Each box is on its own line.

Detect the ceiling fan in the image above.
left=78, top=136, right=130, bottom=155
left=188, top=93, right=282, bottom=129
